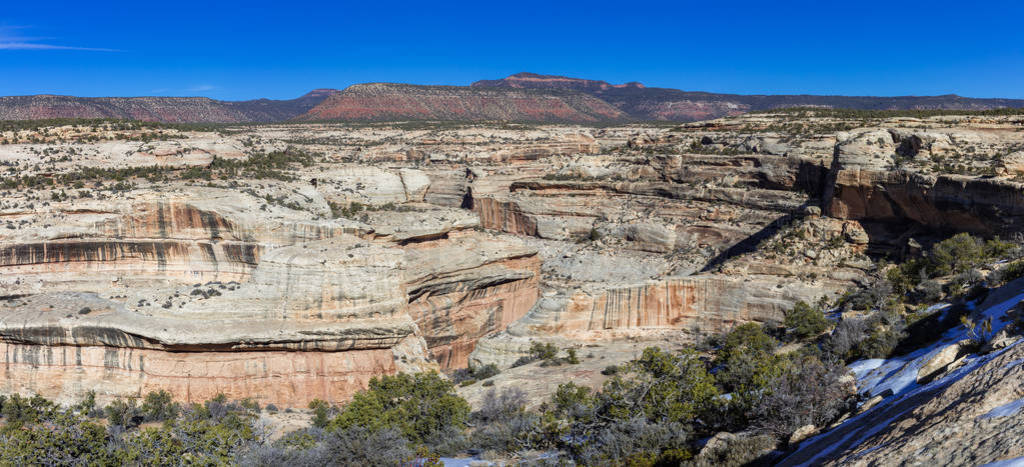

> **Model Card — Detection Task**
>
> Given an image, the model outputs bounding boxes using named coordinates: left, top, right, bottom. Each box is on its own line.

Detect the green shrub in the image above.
left=784, top=301, right=830, bottom=340
left=602, top=347, right=720, bottom=424
left=141, top=390, right=179, bottom=422
left=1, top=394, right=57, bottom=427
left=718, top=323, right=777, bottom=358
left=529, top=342, right=559, bottom=361
left=308, top=399, right=332, bottom=429
left=327, top=372, right=470, bottom=445
left=104, top=398, right=142, bottom=428
left=928, top=233, right=986, bottom=277
left=547, top=382, right=593, bottom=418
left=854, top=318, right=905, bottom=359
left=472, top=363, right=501, bottom=380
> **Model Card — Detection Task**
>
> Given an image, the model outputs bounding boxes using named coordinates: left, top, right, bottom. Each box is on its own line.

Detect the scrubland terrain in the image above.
left=1, top=110, right=1024, bottom=464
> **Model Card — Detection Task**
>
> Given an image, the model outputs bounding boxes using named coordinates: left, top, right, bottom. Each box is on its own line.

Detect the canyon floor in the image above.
left=2, top=110, right=1024, bottom=463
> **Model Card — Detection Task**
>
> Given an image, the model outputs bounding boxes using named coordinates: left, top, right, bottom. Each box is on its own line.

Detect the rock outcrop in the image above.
left=4, top=109, right=1024, bottom=448
left=824, top=127, right=1024, bottom=238
left=780, top=281, right=1024, bottom=465
left=0, top=234, right=426, bottom=407
left=0, top=181, right=541, bottom=406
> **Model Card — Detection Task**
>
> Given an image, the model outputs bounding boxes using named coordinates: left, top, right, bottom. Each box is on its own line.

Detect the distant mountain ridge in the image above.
left=2, top=73, right=1023, bottom=124
left=472, top=72, right=646, bottom=93
left=470, top=72, right=1024, bottom=121
left=294, top=82, right=627, bottom=123
left=0, top=89, right=341, bottom=123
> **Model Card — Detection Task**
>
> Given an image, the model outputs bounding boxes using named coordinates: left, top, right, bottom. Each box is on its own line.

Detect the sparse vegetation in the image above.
left=784, top=300, right=831, bottom=340
left=0, top=147, right=319, bottom=192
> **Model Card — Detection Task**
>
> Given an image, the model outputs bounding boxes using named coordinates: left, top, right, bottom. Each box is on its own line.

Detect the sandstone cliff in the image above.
left=0, top=179, right=540, bottom=406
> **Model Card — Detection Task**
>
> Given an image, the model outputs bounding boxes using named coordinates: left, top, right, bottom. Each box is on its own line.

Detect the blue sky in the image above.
left=2, top=0, right=1022, bottom=100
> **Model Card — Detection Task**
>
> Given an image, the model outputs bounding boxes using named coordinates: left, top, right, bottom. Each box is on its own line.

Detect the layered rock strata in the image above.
left=0, top=184, right=541, bottom=406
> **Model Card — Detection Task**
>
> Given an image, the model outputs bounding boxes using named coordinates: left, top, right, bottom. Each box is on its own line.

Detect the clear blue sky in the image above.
left=2, top=0, right=1022, bottom=100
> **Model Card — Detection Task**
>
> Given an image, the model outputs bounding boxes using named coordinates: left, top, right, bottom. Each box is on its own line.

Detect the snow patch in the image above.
left=1003, top=358, right=1024, bottom=370
left=982, top=457, right=1024, bottom=467
left=980, top=399, right=1024, bottom=419
left=785, top=290, right=1024, bottom=465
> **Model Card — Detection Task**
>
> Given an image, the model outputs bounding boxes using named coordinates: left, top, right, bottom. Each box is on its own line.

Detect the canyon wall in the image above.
left=0, top=183, right=541, bottom=406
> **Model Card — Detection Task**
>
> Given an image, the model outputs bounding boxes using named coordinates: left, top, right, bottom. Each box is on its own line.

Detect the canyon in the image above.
left=1, top=109, right=1024, bottom=462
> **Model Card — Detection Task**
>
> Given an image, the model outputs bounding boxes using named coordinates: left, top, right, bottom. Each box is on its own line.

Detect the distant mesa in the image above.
left=0, top=90, right=341, bottom=124
left=472, top=73, right=1024, bottom=121
left=1, top=73, right=1023, bottom=124
left=471, top=72, right=647, bottom=93
left=293, top=82, right=629, bottom=123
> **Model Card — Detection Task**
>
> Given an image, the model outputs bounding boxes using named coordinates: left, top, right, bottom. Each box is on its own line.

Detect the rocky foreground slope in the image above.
left=2, top=106, right=1024, bottom=463
left=779, top=278, right=1024, bottom=465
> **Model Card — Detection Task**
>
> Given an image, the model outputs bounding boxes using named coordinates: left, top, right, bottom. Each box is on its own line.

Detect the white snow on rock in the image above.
left=787, top=287, right=1024, bottom=466
left=980, top=398, right=1024, bottom=419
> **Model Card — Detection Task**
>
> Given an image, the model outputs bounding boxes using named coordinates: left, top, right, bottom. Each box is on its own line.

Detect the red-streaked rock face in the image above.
left=468, top=273, right=848, bottom=369
left=0, top=342, right=400, bottom=407
left=0, top=183, right=541, bottom=406
left=295, top=83, right=628, bottom=122
left=405, top=236, right=541, bottom=368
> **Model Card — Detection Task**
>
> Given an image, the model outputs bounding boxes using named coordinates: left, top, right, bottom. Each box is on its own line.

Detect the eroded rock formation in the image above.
left=3, top=110, right=1024, bottom=419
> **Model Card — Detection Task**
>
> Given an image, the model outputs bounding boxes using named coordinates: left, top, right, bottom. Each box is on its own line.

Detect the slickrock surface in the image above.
left=2, top=110, right=1024, bottom=421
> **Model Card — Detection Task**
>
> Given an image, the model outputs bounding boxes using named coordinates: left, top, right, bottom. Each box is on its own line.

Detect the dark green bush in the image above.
left=104, top=398, right=141, bottom=428
left=714, top=324, right=786, bottom=401
left=308, top=399, right=333, bottom=429
left=326, top=371, right=470, bottom=445
left=784, top=301, right=831, bottom=340
left=141, top=390, right=179, bottom=422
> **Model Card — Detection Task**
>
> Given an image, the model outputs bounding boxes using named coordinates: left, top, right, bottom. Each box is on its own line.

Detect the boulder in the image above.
left=981, top=327, right=1021, bottom=354
left=842, top=221, right=870, bottom=245
left=788, top=424, right=817, bottom=446
left=999, top=151, right=1024, bottom=175
left=918, top=340, right=971, bottom=384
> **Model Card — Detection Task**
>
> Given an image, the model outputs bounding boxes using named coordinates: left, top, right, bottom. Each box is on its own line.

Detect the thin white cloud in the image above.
left=0, top=42, right=117, bottom=51
left=0, top=26, right=116, bottom=52
left=188, top=84, right=217, bottom=92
